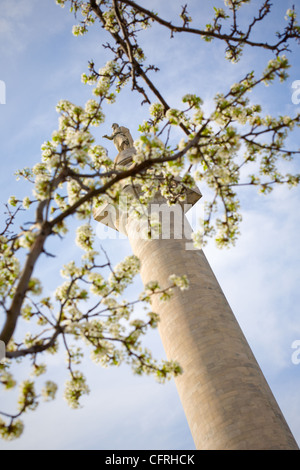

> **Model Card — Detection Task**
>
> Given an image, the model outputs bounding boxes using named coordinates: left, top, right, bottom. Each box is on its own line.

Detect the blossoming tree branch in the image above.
left=0, top=0, right=300, bottom=440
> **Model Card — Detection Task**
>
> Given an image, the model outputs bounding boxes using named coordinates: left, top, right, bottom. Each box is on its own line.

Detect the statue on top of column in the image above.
left=103, top=123, right=134, bottom=153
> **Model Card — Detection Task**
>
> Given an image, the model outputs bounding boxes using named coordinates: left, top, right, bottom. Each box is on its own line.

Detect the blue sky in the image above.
left=0, top=0, right=300, bottom=450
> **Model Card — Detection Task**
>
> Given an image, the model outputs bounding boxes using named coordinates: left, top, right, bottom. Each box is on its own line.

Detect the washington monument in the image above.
left=96, top=124, right=299, bottom=450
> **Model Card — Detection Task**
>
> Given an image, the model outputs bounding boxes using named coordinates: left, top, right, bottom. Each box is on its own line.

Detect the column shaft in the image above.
left=125, top=207, right=298, bottom=450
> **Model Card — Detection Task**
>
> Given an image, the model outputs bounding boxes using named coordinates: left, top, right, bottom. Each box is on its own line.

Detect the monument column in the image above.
left=124, top=211, right=298, bottom=450
left=95, top=132, right=299, bottom=450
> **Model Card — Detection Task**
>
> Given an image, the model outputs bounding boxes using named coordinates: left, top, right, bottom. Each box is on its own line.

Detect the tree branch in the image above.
left=117, top=0, right=300, bottom=53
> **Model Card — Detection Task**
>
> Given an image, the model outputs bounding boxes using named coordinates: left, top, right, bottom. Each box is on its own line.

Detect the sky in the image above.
left=0, top=0, right=300, bottom=450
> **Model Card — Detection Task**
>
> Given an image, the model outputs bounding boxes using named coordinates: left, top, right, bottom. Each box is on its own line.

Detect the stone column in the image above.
left=94, top=149, right=299, bottom=450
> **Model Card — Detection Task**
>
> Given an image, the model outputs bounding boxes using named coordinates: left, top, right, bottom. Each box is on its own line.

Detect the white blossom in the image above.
left=64, top=372, right=90, bottom=409
left=42, top=381, right=58, bottom=402
left=169, top=274, right=190, bottom=291
left=76, top=224, right=95, bottom=252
